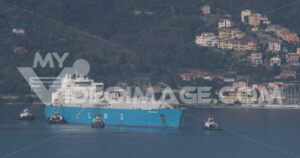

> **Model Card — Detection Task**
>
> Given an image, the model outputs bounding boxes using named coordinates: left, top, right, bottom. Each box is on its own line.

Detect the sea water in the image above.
left=0, top=105, right=300, bottom=158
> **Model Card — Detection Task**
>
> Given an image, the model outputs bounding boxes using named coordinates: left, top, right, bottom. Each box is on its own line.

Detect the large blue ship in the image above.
left=45, top=74, right=183, bottom=128
left=45, top=106, right=182, bottom=127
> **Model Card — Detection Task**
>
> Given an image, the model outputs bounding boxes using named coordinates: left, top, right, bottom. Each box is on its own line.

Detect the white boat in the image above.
left=48, top=109, right=65, bottom=123
left=203, top=115, right=222, bottom=130
left=16, top=108, right=35, bottom=120
left=91, top=114, right=105, bottom=128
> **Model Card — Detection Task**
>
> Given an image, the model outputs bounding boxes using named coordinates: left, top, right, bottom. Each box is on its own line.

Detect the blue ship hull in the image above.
left=45, top=106, right=183, bottom=128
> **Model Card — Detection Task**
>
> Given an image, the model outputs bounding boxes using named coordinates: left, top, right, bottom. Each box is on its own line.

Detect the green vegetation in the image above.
left=0, top=0, right=299, bottom=96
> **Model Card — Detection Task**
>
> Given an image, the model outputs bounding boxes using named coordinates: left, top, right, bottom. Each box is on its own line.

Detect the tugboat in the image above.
left=91, top=114, right=105, bottom=128
left=48, top=109, right=65, bottom=124
left=203, top=115, right=222, bottom=130
left=16, top=108, right=35, bottom=120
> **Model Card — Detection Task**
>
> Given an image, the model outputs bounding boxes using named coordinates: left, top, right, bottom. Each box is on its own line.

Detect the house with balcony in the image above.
left=268, top=39, right=281, bottom=52
left=248, top=13, right=261, bottom=26
left=281, top=33, right=299, bottom=44
left=269, top=56, right=281, bottom=66
left=218, top=28, right=245, bottom=39
left=241, top=9, right=270, bottom=26
left=218, top=39, right=257, bottom=51
left=275, top=71, right=296, bottom=79
left=241, top=10, right=252, bottom=23
left=234, top=39, right=257, bottom=51
left=218, top=19, right=234, bottom=28
left=249, top=53, right=263, bottom=66
left=218, top=39, right=234, bottom=50
left=180, top=70, right=223, bottom=81
left=195, top=32, right=219, bottom=47
left=285, top=53, right=300, bottom=65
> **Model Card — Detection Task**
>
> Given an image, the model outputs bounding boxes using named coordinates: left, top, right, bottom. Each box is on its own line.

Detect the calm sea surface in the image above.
left=0, top=105, right=300, bottom=158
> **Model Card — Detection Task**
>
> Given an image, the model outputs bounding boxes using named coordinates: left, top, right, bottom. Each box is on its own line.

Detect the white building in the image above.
left=297, top=47, right=300, bottom=54
left=270, top=56, right=281, bottom=66
left=260, top=16, right=271, bottom=25
left=249, top=53, right=263, bottom=66
left=218, top=19, right=234, bottom=28
left=241, top=10, right=251, bottom=23
left=12, top=28, right=25, bottom=35
left=195, top=32, right=219, bottom=47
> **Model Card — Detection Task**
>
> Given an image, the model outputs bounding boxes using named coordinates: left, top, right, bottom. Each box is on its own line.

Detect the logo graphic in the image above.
left=18, top=53, right=283, bottom=106
left=18, top=52, right=90, bottom=104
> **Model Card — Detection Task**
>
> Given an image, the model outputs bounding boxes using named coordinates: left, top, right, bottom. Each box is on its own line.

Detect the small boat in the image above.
left=48, top=109, right=65, bottom=124
left=16, top=108, right=35, bottom=120
left=203, top=115, right=222, bottom=130
left=91, top=114, right=105, bottom=128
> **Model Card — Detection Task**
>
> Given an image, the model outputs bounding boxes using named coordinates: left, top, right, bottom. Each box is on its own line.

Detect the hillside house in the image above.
left=281, top=33, right=299, bottom=44
left=233, top=81, right=247, bottom=88
left=13, top=47, right=27, bottom=54
left=12, top=28, right=25, bottom=35
left=266, top=25, right=299, bottom=44
left=218, top=39, right=257, bottom=51
left=195, top=32, right=219, bottom=47
left=260, top=16, right=271, bottom=25
left=248, top=13, right=261, bottom=26
left=249, top=53, right=263, bottom=66
left=218, top=19, right=234, bottom=28
left=268, top=39, right=281, bottom=52
left=218, top=28, right=245, bottom=39
left=276, top=71, right=296, bottom=79
left=296, top=48, right=300, bottom=54
left=201, top=5, right=211, bottom=15
left=269, top=56, right=281, bottom=66
left=241, top=10, right=251, bottom=23
left=285, top=53, right=300, bottom=65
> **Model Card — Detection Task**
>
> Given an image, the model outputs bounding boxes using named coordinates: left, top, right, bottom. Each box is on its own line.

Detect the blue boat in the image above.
left=46, top=74, right=183, bottom=128
left=45, top=106, right=183, bottom=128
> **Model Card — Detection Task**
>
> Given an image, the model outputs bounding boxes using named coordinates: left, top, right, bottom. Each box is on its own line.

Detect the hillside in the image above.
left=0, top=0, right=300, bottom=96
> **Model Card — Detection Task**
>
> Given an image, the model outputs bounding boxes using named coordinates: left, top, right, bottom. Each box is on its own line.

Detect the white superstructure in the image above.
left=51, top=74, right=170, bottom=110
